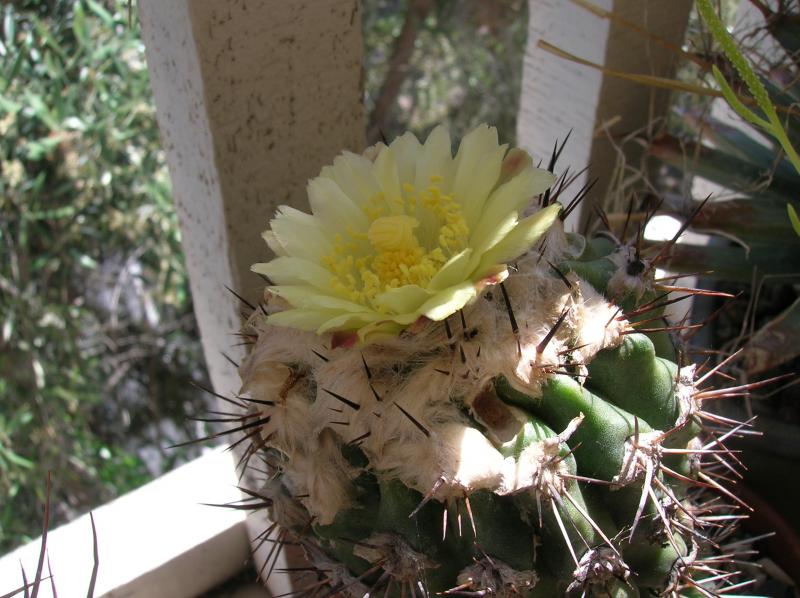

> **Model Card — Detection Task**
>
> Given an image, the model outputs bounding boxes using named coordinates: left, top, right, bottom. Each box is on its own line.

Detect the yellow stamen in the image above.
left=324, top=179, right=469, bottom=306
left=368, top=215, right=419, bottom=252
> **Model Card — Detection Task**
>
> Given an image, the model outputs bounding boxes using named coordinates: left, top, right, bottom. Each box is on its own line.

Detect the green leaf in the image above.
left=696, top=0, right=773, bottom=118
left=2, top=50, right=24, bottom=92
left=711, top=65, right=770, bottom=130
left=85, top=0, right=116, bottom=27
left=0, top=448, right=34, bottom=469
left=788, top=204, right=800, bottom=237
left=648, top=134, right=798, bottom=203
left=742, top=297, right=800, bottom=376
left=73, top=2, right=89, bottom=46
left=3, top=5, right=16, bottom=46
left=23, top=91, right=59, bottom=130
left=666, top=197, right=800, bottom=245
left=697, top=0, right=800, bottom=175
left=648, top=241, right=800, bottom=282
left=22, top=135, right=65, bottom=160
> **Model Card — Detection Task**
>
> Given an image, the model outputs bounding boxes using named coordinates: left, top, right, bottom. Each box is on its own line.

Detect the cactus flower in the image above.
left=253, top=124, right=559, bottom=341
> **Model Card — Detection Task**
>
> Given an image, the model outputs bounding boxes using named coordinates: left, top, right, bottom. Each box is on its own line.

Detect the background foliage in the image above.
left=0, top=0, right=210, bottom=552
left=364, top=0, right=527, bottom=143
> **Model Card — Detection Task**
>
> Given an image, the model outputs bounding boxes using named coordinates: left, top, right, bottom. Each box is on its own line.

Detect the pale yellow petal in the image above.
left=262, top=230, right=288, bottom=257
left=474, top=203, right=562, bottom=276
left=497, top=148, right=533, bottom=186
left=357, top=320, right=408, bottom=343
left=317, top=311, right=382, bottom=334
left=469, top=211, right=518, bottom=259
left=271, top=207, right=332, bottom=262
left=469, top=167, right=555, bottom=247
left=373, top=145, right=403, bottom=215
left=389, top=132, right=422, bottom=186
left=418, top=282, right=478, bottom=321
left=374, top=284, right=432, bottom=314
left=452, top=124, right=506, bottom=228
left=428, top=248, right=473, bottom=291
left=307, top=176, right=369, bottom=235
left=269, top=286, right=367, bottom=313
left=415, top=125, right=454, bottom=191
left=323, top=151, right=382, bottom=207
left=252, top=256, right=332, bottom=289
left=267, top=308, right=346, bottom=331
left=414, top=126, right=454, bottom=247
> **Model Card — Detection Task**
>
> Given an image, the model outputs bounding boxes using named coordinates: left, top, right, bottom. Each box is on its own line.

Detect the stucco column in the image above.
left=139, top=1, right=365, bottom=593
left=139, top=0, right=365, bottom=396
left=518, top=0, right=691, bottom=228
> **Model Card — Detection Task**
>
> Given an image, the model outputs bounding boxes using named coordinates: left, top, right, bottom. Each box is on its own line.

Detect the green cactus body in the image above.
left=230, top=216, right=748, bottom=597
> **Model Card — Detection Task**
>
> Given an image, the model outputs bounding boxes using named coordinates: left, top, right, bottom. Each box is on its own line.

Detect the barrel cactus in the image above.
left=230, top=125, right=753, bottom=596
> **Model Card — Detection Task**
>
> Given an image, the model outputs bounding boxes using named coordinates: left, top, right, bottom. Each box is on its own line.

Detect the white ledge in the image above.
left=0, top=448, right=269, bottom=597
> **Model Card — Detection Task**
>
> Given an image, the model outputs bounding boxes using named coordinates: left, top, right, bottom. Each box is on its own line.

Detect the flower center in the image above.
left=323, top=178, right=469, bottom=309
left=368, top=215, right=419, bottom=252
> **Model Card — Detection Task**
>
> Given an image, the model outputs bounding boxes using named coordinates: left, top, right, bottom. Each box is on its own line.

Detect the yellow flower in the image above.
left=253, top=124, right=560, bottom=342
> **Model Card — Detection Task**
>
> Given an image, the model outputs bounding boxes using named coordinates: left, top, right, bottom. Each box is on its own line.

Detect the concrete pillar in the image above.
left=518, top=0, right=692, bottom=228
left=139, top=1, right=365, bottom=593
left=139, top=0, right=365, bottom=396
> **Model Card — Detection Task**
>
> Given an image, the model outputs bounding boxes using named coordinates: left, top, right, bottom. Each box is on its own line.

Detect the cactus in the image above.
left=221, top=126, right=756, bottom=596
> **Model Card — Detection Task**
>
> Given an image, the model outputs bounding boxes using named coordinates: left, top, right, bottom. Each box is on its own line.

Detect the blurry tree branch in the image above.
left=367, top=0, right=434, bottom=143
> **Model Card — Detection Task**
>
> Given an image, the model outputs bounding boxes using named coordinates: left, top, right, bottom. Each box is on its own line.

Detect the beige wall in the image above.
left=139, top=0, right=365, bottom=396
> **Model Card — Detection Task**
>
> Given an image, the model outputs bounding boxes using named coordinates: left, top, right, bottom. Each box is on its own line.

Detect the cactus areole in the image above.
left=232, top=125, right=752, bottom=596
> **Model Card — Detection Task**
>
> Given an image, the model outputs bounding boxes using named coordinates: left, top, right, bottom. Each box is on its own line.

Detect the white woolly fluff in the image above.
left=280, top=429, right=359, bottom=525
left=239, top=239, right=630, bottom=522
left=239, top=360, right=315, bottom=457
left=606, top=245, right=653, bottom=302
left=675, top=364, right=698, bottom=425
left=260, top=477, right=311, bottom=531
left=571, top=277, right=627, bottom=361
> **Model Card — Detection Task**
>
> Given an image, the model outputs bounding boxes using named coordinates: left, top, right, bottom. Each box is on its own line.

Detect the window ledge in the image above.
left=0, top=448, right=270, bottom=597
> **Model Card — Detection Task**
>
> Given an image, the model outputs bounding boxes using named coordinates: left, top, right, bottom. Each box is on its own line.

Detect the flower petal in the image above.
left=428, top=248, right=473, bottom=291
left=419, top=281, right=478, bottom=321
left=474, top=203, right=562, bottom=276
left=374, top=284, right=432, bottom=314
left=373, top=145, right=403, bottom=216
left=415, top=125, right=454, bottom=191
left=308, top=176, right=370, bottom=236
left=469, top=167, right=555, bottom=248
left=469, top=211, right=518, bottom=259
left=271, top=206, right=333, bottom=262
left=317, top=311, right=382, bottom=334
left=452, top=124, right=507, bottom=228
left=411, top=127, right=454, bottom=246
left=357, top=320, right=408, bottom=343
left=389, top=132, right=422, bottom=186
left=269, top=285, right=367, bottom=313
left=322, top=151, right=382, bottom=207
left=262, top=230, right=288, bottom=257
left=497, top=148, right=533, bottom=186
left=267, top=308, right=346, bottom=331
left=252, top=256, right=332, bottom=290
